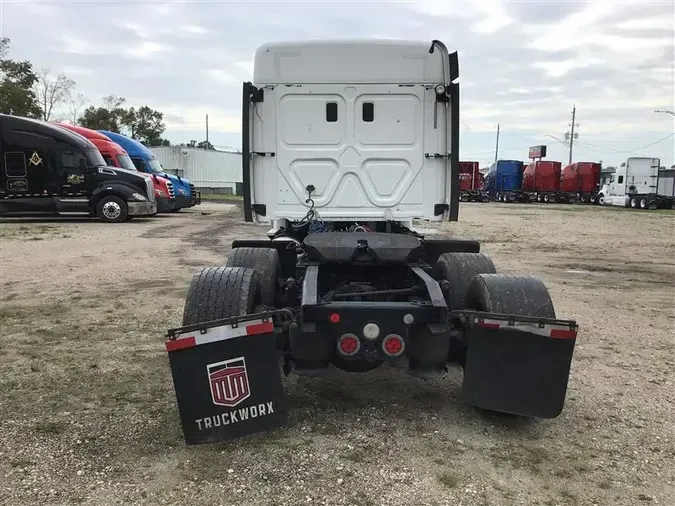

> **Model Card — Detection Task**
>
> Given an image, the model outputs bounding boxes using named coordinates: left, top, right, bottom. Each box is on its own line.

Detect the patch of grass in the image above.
left=598, top=479, right=612, bottom=490
left=437, top=471, right=459, bottom=488
left=34, top=420, right=66, bottom=435
left=341, top=443, right=373, bottom=464
left=433, top=457, right=445, bottom=466
left=559, top=487, right=576, bottom=501
left=490, top=444, right=550, bottom=474
left=553, top=468, right=575, bottom=478
left=10, top=458, right=35, bottom=468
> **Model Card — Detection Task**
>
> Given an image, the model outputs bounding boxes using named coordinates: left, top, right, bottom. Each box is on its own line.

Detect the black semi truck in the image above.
left=0, top=114, right=156, bottom=222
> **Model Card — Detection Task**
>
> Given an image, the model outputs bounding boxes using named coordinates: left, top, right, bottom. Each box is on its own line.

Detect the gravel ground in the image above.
left=1, top=202, right=673, bottom=506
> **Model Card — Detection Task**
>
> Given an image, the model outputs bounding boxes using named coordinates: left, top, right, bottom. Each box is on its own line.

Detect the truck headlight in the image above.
left=131, top=192, right=147, bottom=201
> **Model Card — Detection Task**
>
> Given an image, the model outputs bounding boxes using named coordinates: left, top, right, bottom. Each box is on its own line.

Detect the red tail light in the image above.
left=337, top=334, right=360, bottom=356
left=382, top=334, right=404, bottom=357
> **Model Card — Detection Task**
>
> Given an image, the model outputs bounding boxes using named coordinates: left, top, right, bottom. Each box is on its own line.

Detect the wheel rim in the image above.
left=640, top=199, right=647, bottom=209
left=102, top=201, right=122, bottom=220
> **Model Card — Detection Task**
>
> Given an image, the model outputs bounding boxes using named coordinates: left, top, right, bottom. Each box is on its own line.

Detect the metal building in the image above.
left=150, top=146, right=242, bottom=194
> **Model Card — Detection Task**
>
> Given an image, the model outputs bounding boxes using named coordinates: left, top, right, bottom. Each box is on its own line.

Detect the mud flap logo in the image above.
left=207, top=357, right=251, bottom=407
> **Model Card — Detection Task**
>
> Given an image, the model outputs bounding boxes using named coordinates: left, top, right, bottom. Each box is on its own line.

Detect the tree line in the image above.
left=0, top=37, right=214, bottom=149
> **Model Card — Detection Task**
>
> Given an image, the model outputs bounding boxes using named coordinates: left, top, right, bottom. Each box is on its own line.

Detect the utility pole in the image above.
left=564, top=106, right=579, bottom=164
left=206, top=114, right=209, bottom=145
left=494, top=123, right=500, bottom=162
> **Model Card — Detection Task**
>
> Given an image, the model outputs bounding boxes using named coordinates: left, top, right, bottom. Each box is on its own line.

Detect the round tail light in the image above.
left=337, top=334, right=360, bottom=356
left=382, top=334, right=405, bottom=357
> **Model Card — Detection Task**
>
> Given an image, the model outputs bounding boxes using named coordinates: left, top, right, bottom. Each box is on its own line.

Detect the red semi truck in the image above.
left=522, top=160, right=562, bottom=203
left=560, top=162, right=602, bottom=204
left=459, top=161, right=488, bottom=202
left=55, top=123, right=176, bottom=212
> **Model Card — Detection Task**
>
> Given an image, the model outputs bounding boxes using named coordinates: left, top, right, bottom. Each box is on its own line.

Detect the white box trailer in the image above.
left=598, top=157, right=675, bottom=209
left=164, top=40, right=580, bottom=445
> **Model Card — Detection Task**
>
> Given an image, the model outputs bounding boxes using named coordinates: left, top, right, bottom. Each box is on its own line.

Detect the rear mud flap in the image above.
left=166, top=314, right=287, bottom=444
left=460, top=314, right=577, bottom=418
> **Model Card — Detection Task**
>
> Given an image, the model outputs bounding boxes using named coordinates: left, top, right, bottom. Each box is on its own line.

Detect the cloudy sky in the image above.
left=2, top=0, right=674, bottom=168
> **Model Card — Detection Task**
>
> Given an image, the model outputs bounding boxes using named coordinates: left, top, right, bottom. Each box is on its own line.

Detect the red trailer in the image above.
left=522, top=161, right=562, bottom=203
left=560, top=162, right=602, bottom=204
left=459, top=161, right=489, bottom=202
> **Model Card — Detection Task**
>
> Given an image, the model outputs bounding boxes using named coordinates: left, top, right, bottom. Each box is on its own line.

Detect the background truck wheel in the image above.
left=589, top=194, right=597, bottom=204
left=434, top=253, right=497, bottom=310
left=630, top=197, right=638, bottom=209
left=598, top=194, right=605, bottom=205
left=639, top=198, right=648, bottom=210
left=464, top=273, right=556, bottom=318
left=226, top=247, right=280, bottom=307
left=182, top=266, right=260, bottom=325
left=96, top=195, right=128, bottom=223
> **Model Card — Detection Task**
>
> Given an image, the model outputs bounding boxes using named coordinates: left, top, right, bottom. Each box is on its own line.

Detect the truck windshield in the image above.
left=117, top=153, right=138, bottom=172
left=88, top=148, right=106, bottom=167
left=147, top=158, right=164, bottom=174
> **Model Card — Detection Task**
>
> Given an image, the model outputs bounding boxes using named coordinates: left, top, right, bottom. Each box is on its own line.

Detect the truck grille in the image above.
left=189, top=182, right=195, bottom=196
left=146, top=179, right=156, bottom=204
left=166, top=181, right=175, bottom=199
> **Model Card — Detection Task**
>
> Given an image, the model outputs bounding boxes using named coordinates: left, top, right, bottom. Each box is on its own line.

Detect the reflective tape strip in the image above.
left=475, top=318, right=577, bottom=339
left=165, top=319, right=274, bottom=352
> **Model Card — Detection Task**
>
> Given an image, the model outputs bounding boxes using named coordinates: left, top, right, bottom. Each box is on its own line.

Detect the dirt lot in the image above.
left=1, top=202, right=674, bottom=506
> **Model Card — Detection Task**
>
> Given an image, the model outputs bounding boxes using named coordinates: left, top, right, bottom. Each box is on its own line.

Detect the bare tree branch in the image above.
left=67, top=92, right=88, bottom=123
left=33, top=67, right=76, bottom=121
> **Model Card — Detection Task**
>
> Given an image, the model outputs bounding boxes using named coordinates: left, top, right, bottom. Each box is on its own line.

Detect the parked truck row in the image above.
left=0, top=114, right=201, bottom=222
left=471, top=157, right=673, bottom=210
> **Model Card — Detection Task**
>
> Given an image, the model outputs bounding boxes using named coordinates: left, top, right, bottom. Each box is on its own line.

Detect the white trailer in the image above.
left=598, top=157, right=674, bottom=209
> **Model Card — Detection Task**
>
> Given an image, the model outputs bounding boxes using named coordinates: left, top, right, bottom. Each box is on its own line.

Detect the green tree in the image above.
left=0, top=37, right=41, bottom=118
left=197, top=140, right=215, bottom=150
left=79, top=95, right=128, bottom=131
left=79, top=97, right=170, bottom=146
left=123, top=105, right=169, bottom=145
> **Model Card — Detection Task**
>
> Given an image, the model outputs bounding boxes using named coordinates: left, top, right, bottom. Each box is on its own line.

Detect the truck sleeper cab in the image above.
left=98, top=131, right=200, bottom=211
left=0, top=114, right=156, bottom=222
left=55, top=123, right=176, bottom=213
left=598, top=157, right=674, bottom=209
left=165, top=40, right=579, bottom=445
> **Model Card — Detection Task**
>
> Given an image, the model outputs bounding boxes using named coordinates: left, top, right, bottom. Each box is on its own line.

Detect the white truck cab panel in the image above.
left=242, top=40, right=460, bottom=229
left=600, top=157, right=661, bottom=207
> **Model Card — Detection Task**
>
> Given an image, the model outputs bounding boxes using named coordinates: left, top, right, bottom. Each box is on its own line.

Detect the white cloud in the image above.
left=1, top=0, right=672, bottom=168
left=181, top=24, right=208, bottom=34
left=127, top=41, right=167, bottom=59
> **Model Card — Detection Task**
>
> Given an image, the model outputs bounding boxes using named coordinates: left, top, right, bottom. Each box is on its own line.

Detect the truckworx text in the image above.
left=164, top=39, right=580, bottom=445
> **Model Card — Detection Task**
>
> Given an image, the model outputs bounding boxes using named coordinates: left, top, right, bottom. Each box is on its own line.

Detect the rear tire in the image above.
left=182, top=266, right=260, bottom=325
left=464, top=274, right=556, bottom=318
left=434, top=253, right=497, bottom=310
left=639, top=198, right=648, bottom=210
left=630, top=197, right=638, bottom=209
left=226, top=247, right=280, bottom=307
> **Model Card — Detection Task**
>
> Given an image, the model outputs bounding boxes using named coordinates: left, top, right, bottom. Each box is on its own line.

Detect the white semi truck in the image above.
left=163, top=39, right=580, bottom=445
left=598, top=157, right=674, bottom=209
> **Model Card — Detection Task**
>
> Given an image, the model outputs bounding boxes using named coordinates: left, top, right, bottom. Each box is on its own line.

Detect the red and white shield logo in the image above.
left=207, top=357, right=251, bottom=408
